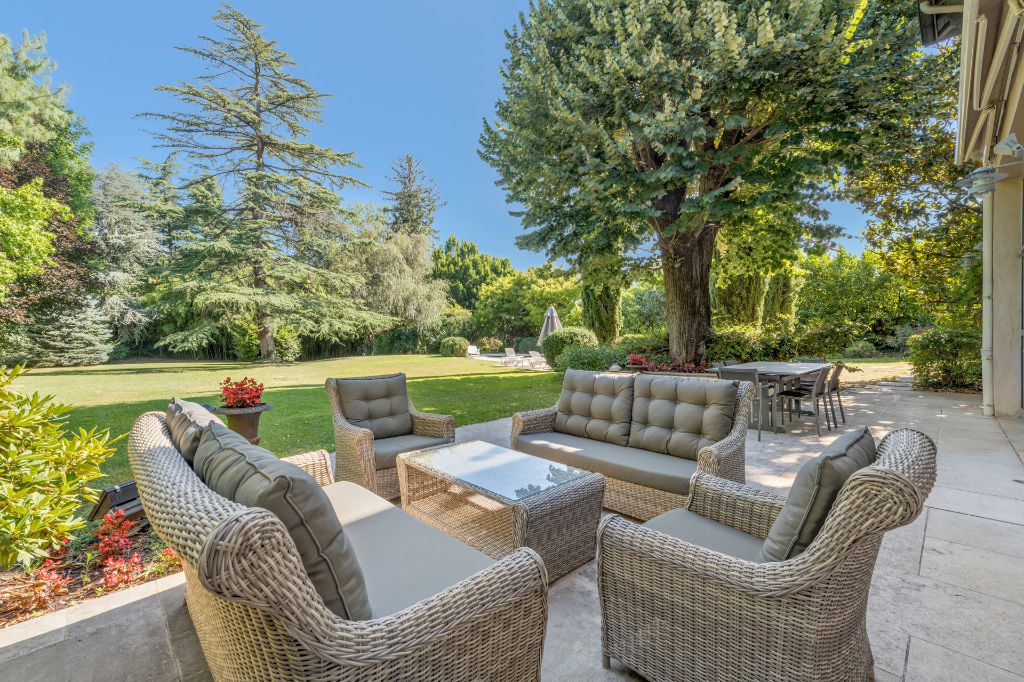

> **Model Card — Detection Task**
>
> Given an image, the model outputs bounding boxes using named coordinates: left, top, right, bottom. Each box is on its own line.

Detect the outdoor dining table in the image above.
left=728, top=361, right=832, bottom=433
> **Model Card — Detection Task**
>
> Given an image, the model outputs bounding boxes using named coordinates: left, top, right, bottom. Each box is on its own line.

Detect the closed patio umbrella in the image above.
left=537, top=305, right=563, bottom=345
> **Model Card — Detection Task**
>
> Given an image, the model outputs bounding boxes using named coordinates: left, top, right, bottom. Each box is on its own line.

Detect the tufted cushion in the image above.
left=196, top=423, right=372, bottom=620
left=756, top=426, right=877, bottom=562
left=629, top=376, right=738, bottom=460
left=332, top=374, right=413, bottom=440
left=554, top=369, right=635, bottom=446
left=165, top=398, right=220, bottom=465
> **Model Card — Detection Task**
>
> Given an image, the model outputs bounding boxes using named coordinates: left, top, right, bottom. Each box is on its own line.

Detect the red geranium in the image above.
left=220, top=376, right=265, bottom=408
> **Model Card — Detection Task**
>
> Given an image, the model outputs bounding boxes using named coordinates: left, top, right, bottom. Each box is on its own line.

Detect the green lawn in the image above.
left=13, top=355, right=563, bottom=486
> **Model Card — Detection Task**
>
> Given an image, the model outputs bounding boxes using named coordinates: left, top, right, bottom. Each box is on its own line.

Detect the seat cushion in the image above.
left=196, top=424, right=372, bottom=620
left=554, top=369, right=635, bottom=446
left=629, top=375, right=738, bottom=461
left=644, top=508, right=764, bottom=562
left=372, top=434, right=450, bottom=470
left=331, top=374, right=413, bottom=439
left=192, top=420, right=251, bottom=479
left=515, top=431, right=696, bottom=496
left=165, top=398, right=220, bottom=464
left=324, top=481, right=494, bottom=617
left=757, top=426, right=877, bottom=562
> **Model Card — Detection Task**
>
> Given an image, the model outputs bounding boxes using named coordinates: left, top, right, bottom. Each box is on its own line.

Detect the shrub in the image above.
left=515, top=336, right=539, bottom=353
left=274, top=326, right=301, bottom=362
left=475, top=336, right=503, bottom=353
left=0, top=365, right=118, bottom=569
left=706, top=325, right=763, bottom=363
left=232, top=320, right=301, bottom=362
left=422, top=307, right=474, bottom=353
left=794, top=319, right=864, bottom=357
left=540, top=326, right=598, bottom=365
left=554, top=345, right=619, bottom=372
left=372, top=327, right=421, bottom=355
left=613, top=332, right=669, bottom=357
left=439, top=336, right=470, bottom=357
left=908, top=328, right=982, bottom=389
left=842, top=340, right=878, bottom=358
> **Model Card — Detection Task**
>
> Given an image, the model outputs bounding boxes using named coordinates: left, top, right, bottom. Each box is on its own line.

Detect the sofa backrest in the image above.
left=554, top=369, right=635, bottom=446
left=327, top=373, right=413, bottom=439
left=629, top=375, right=738, bottom=460
left=165, top=397, right=219, bottom=465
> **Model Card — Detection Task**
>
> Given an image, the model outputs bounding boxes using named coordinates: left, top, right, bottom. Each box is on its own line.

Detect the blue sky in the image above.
left=5, top=1, right=865, bottom=269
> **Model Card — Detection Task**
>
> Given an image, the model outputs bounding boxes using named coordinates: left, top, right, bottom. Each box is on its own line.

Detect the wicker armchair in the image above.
left=326, top=374, right=455, bottom=499
left=128, top=411, right=547, bottom=682
left=596, top=428, right=936, bottom=681
left=511, top=378, right=754, bottom=521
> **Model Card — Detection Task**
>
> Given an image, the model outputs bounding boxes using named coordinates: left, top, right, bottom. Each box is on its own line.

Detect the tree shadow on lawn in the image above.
left=69, top=373, right=563, bottom=487
left=33, top=362, right=244, bottom=377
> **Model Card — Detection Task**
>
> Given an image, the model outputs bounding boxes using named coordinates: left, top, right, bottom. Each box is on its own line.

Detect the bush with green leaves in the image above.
left=439, top=336, right=470, bottom=357
left=475, top=336, right=503, bottom=353
left=232, top=321, right=302, bottom=362
left=842, top=340, right=878, bottom=358
left=705, top=326, right=797, bottom=363
left=908, top=328, right=982, bottom=389
left=794, top=319, right=865, bottom=358
left=515, top=336, right=539, bottom=353
left=554, top=345, right=618, bottom=373
left=540, top=326, right=598, bottom=366
left=613, top=332, right=669, bottom=357
left=0, top=365, right=119, bottom=569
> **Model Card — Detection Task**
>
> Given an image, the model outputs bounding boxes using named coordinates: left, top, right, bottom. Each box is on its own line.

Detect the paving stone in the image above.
left=926, top=508, right=1024, bottom=558
left=920, top=537, right=1024, bottom=605
left=64, top=580, right=160, bottom=638
left=926, top=485, right=1024, bottom=526
left=904, top=637, right=1024, bottom=682
left=877, top=510, right=927, bottom=574
left=0, top=610, right=66, bottom=665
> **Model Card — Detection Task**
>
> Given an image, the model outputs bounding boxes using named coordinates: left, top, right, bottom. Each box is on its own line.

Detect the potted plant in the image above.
left=625, top=353, right=651, bottom=372
left=215, top=376, right=272, bottom=445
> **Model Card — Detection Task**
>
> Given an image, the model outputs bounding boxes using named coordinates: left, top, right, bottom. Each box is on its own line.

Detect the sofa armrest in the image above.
left=510, top=405, right=558, bottom=447
left=332, top=414, right=375, bottom=485
left=410, top=405, right=455, bottom=441
left=282, top=449, right=334, bottom=487
left=685, top=472, right=786, bottom=539
left=696, top=379, right=754, bottom=484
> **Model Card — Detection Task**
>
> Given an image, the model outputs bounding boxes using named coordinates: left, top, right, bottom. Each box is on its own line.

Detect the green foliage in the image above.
left=420, top=306, right=474, bottom=353
left=515, top=336, right=540, bottom=353
left=540, top=326, right=597, bottom=366
left=794, top=319, right=864, bottom=357
left=554, top=345, right=618, bottom=373
left=843, top=340, right=878, bottom=359
left=27, top=299, right=113, bottom=367
left=908, top=328, right=982, bottom=389
left=382, top=155, right=444, bottom=237
left=621, top=284, right=667, bottom=336
left=0, top=31, right=69, bottom=167
left=474, top=336, right=502, bottom=353
left=579, top=250, right=626, bottom=344
left=706, top=325, right=796, bottom=363
left=614, top=332, right=670, bottom=357
left=0, top=178, right=68, bottom=295
left=473, top=264, right=581, bottom=341
left=439, top=336, right=469, bottom=357
left=232, top=320, right=300, bottom=362
left=0, top=365, right=117, bottom=569
left=432, top=235, right=515, bottom=310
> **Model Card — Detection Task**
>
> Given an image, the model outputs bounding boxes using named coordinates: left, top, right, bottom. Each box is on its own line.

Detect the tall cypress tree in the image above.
left=141, top=6, right=372, bottom=360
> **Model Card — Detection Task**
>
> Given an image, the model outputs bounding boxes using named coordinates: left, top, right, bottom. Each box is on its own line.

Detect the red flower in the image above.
left=102, top=553, right=143, bottom=588
left=220, top=376, right=265, bottom=408
left=93, top=509, right=134, bottom=561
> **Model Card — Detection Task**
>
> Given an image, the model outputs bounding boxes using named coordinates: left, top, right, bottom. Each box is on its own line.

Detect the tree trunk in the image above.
left=662, top=227, right=717, bottom=362
left=253, top=263, right=276, bottom=360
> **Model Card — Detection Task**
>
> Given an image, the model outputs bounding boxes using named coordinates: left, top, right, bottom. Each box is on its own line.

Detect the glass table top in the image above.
left=402, top=440, right=592, bottom=504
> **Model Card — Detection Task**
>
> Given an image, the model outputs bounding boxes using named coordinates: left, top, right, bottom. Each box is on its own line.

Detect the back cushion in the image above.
left=165, top=398, right=220, bottom=465
left=332, top=374, right=413, bottom=440
left=195, top=424, right=372, bottom=620
left=756, top=426, right=877, bottom=562
left=629, top=376, right=738, bottom=460
left=554, top=369, right=635, bottom=446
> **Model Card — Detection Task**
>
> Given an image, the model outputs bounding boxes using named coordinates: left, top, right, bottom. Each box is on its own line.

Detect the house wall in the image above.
left=991, top=177, right=1023, bottom=417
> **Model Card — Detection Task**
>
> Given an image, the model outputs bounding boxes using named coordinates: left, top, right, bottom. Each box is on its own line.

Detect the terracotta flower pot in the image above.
left=215, top=403, right=273, bottom=445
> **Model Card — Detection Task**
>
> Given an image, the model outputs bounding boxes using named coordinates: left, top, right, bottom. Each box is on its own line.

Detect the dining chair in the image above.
left=711, top=361, right=725, bottom=369
left=827, top=362, right=847, bottom=425
left=715, top=367, right=773, bottom=440
left=795, top=356, right=826, bottom=364
left=778, top=367, right=832, bottom=436
left=724, top=360, right=739, bottom=366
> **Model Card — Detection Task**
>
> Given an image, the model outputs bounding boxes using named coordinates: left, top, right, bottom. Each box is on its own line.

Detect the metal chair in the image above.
left=711, top=361, right=726, bottom=369
left=716, top=367, right=773, bottom=440
left=778, top=367, right=832, bottom=436
left=827, top=362, right=847, bottom=425
left=795, top=356, right=826, bottom=364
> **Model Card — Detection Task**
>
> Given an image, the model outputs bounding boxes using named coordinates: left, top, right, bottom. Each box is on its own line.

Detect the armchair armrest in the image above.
left=510, top=405, right=558, bottom=447
left=685, top=472, right=786, bottom=539
left=282, top=449, right=333, bottom=487
left=410, top=405, right=455, bottom=441
left=331, top=414, right=375, bottom=486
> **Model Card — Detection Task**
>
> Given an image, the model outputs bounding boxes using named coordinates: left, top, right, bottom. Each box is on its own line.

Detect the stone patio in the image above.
left=2, top=382, right=1023, bottom=681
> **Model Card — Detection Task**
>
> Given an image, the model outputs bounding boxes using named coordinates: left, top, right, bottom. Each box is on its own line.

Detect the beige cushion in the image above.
left=196, top=424, right=372, bottom=620
left=757, top=426, right=877, bottom=562
left=165, top=398, right=220, bottom=464
left=515, top=431, right=696, bottom=496
left=554, top=369, right=635, bottom=446
left=324, top=481, right=493, bottom=617
left=332, top=374, right=413, bottom=439
left=372, top=434, right=449, bottom=470
left=644, top=508, right=764, bottom=561
left=629, top=376, right=738, bottom=460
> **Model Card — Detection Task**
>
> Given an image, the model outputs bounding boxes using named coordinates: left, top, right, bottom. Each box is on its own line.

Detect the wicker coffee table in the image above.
left=397, top=440, right=605, bottom=581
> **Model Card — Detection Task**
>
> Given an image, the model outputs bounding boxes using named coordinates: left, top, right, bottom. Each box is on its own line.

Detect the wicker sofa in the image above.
left=596, top=427, right=936, bottom=681
left=326, top=373, right=455, bottom=499
left=129, top=404, right=547, bottom=681
left=511, top=370, right=754, bottom=520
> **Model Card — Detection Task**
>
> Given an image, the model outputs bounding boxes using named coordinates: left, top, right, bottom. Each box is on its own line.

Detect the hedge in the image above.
left=908, top=327, right=981, bottom=389
left=540, top=326, right=598, bottom=365
left=439, top=336, right=470, bottom=357
left=554, top=345, right=619, bottom=372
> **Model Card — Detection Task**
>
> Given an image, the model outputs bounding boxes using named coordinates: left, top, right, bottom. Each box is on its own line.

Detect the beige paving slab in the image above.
left=877, top=510, right=927, bottom=574
left=926, top=485, right=1024, bottom=526
left=920, top=537, right=1024, bottom=605
left=926, top=508, right=1024, bottom=558
left=904, top=637, right=1024, bottom=682
left=0, top=610, right=67, bottom=665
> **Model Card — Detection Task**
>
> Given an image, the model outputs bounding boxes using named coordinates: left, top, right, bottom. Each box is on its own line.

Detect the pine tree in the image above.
left=382, top=155, right=444, bottom=237
left=140, top=6, right=372, bottom=360
left=28, top=298, right=113, bottom=366
left=135, top=153, right=184, bottom=256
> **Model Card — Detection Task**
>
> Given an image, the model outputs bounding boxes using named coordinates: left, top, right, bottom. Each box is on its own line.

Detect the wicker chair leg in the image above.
left=602, top=654, right=611, bottom=669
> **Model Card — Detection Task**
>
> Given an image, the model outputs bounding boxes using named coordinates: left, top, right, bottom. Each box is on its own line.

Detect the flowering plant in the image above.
left=102, top=553, right=142, bottom=588
left=220, top=376, right=264, bottom=408
left=627, top=353, right=648, bottom=366
left=93, top=509, right=134, bottom=561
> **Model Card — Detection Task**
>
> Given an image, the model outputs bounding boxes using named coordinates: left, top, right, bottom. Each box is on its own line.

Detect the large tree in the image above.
left=382, top=154, right=445, bottom=237
left=473, top=264, right=581, bottom=341
left=141, top=6, right=368, bottom=360
left=431, top=234, right=514, bottom=309
left=0, top=31, right=68, bottom=166
left=481, top=0, right=949, bottom=361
